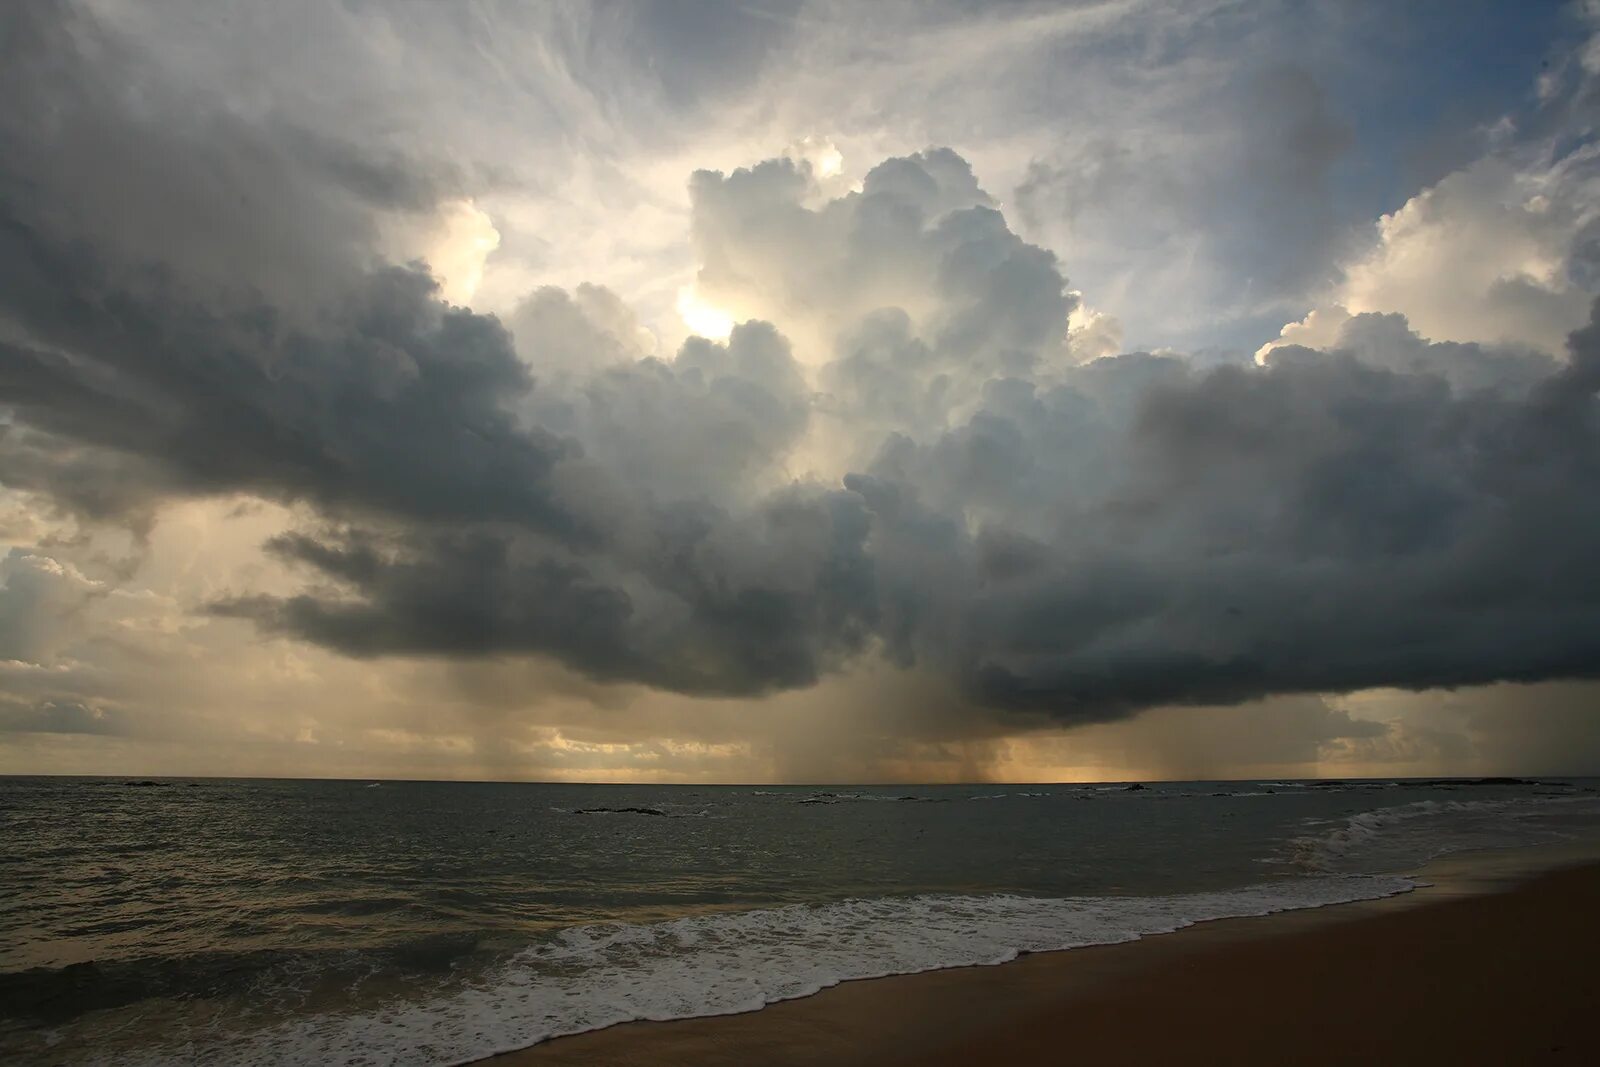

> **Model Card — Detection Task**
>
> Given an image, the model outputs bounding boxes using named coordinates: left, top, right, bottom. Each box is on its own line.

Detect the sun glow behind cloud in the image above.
left=783, top=136, right=845, bottom=180
left=676, top=284, right=736, bottom=341
left=425, top=200, right=501, bottom=307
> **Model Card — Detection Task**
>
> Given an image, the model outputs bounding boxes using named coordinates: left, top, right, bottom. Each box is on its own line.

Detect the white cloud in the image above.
left=1263, top=20, right=1600, bottom=363
left=1268, top=154, right=1598, bottom=360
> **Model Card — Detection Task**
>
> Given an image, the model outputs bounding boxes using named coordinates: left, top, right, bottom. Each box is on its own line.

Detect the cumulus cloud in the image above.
left=1263, top=14, right=1600, bottom=361
left=1264, top=154, right=1600, bottom=360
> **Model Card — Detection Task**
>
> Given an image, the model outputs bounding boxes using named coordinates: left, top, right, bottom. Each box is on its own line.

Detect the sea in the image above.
left=3, top=775, right=1599, bottom=1065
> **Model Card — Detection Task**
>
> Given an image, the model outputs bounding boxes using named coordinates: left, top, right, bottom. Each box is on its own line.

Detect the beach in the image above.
left=9, top=779, right=1599, bottom=1064
left=500, top=844, right=1600, bottom=1067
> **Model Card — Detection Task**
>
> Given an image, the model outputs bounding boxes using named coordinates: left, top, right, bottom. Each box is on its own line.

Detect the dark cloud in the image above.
left=4, top=2, right=1600, bottom=729
left=216, top=481, right=876, bottom=697
left=0, top=4, right=454, bottom=310
left=0, top=3, right=576, bottom=533
left=890, top=310, right=1600, bottom=719
left=215, top=297, right=1600, bottom=719
left=0, top=250, right=583, bottom=540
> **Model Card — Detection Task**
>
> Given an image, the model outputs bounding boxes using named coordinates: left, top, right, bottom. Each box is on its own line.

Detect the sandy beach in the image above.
left=496, top=843, right=1600, bottom=1067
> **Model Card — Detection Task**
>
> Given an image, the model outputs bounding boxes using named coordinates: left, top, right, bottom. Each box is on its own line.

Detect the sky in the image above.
left=2, top=0, right=1600, bottom=783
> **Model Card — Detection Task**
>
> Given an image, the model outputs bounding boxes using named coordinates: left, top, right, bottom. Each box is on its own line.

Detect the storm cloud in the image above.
left=4, top=0, right=1600, bottom=740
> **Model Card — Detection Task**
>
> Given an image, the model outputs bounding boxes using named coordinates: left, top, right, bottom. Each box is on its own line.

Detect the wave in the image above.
left=795, top=792, right=941, bottom=804
left=754, top=780, right=1568, bottom=807
left=550, top=806, right=710, bottom=818
left=86, top=876, right=1413, bottom=1066
left=1286, top=793, right=1600, bottom=873
left=796, top=791, right=1061, bottom=804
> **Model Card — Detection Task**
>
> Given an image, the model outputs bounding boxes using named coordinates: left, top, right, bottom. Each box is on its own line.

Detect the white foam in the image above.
left=107, top=876, right=1414, bottom=1066
left=794, top=791, right=932, bottom=804
left=1288, top=793, right=1600, bottom=873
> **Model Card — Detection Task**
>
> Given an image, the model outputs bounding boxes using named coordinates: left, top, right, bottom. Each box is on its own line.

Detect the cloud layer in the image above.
left=3, top=2, right=1600, bottom=779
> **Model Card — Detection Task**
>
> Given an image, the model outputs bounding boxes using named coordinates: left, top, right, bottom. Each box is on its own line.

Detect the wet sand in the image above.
left=493, top=843, right=1600, bottom=1067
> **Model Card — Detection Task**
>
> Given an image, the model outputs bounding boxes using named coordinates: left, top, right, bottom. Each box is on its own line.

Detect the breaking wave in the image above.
left=90, top=875, right=1413, bottom=1066
left=1287, top=793, right=1600, bottom=873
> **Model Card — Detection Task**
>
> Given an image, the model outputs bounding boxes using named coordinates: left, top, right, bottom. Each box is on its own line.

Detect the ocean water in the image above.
left=3, top=776, right=1598, bottom=1064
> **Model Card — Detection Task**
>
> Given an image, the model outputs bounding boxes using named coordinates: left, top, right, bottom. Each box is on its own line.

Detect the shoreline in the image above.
left=490, top=839, right=1600, bottom=1066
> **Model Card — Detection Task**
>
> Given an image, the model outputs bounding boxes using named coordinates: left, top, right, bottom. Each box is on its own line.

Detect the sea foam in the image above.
left=110, top=875, right=1414, bottom=1066
left=1288, top=793, right=1600, bottom=873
